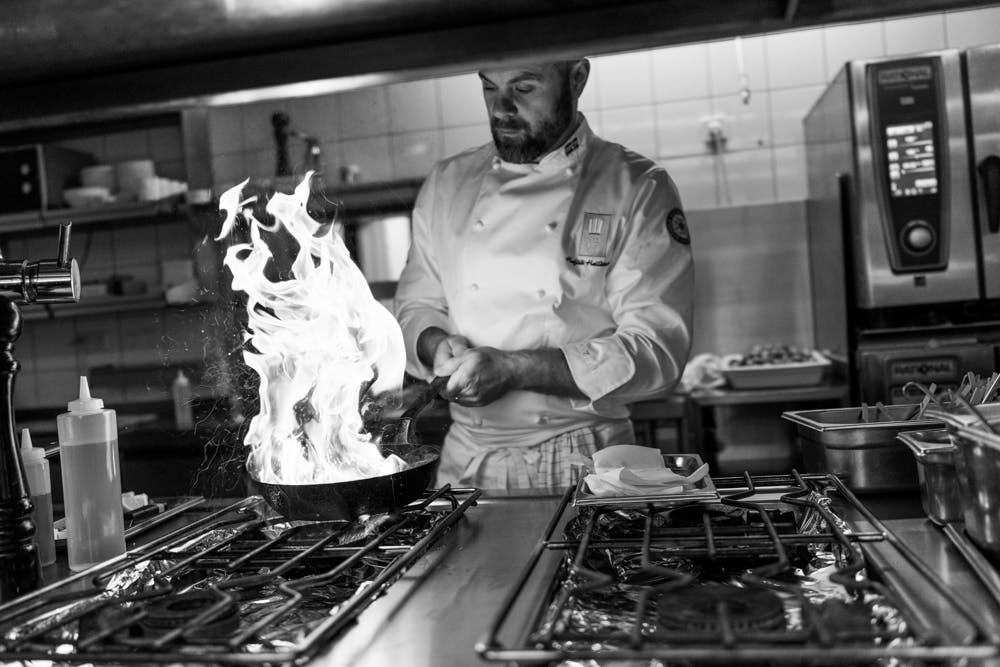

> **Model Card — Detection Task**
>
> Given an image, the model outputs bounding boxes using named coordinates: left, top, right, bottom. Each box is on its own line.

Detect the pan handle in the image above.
left=401, top=375, right=449, bottom=421
left=380, top=376, right=450, bottom=446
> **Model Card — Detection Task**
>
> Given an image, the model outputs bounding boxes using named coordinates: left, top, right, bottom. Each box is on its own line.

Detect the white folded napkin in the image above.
left=582, top=444, right=709, bottom=497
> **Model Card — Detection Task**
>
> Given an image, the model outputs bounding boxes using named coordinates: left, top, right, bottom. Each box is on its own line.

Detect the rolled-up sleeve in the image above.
left=561, top=168, right=694, bottom=406
left=393, top=169, right=451, bottom=380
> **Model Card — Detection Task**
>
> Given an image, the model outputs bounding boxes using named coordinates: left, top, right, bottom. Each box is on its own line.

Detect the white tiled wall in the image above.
left=10, top=5, right=1000, bottom=409
left=205, top=5, right=1000, bottom=211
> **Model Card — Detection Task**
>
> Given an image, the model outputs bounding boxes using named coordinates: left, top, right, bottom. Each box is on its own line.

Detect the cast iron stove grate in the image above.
left=0, top=486, right=479, bottom=665
left=477, top=472, right=1000, bottom=665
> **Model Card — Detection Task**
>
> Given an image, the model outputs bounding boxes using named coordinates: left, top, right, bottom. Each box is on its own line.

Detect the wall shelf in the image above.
left=0, top=198, right=189, bottom=236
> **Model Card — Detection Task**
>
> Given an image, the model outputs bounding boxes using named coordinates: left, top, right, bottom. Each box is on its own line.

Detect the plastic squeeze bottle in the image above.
left=172, top=369, right=194, bottom=430
left=19, top=428, right=55, bottom=567
left=57, top=377, right=126, bottom=571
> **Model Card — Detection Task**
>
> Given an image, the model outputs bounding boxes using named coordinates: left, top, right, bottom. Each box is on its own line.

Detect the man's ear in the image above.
left=569, top=59, right=590, bottom=100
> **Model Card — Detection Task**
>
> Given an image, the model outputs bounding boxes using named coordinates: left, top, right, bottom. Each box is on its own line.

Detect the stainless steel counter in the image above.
left=311, top=491, right=561, bottom=667
left=841, top=492, right=1000, bottom=652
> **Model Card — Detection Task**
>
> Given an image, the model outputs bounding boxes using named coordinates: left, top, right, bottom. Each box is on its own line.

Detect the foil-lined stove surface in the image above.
left=490, top=473, right=965, bottom=666
left=0, top=488, right=480, bottom=665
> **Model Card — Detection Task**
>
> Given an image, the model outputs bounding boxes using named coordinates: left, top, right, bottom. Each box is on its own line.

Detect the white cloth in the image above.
left=394, top=115, right=693, bottom=484
left=581, top=444, right=709, bottom=497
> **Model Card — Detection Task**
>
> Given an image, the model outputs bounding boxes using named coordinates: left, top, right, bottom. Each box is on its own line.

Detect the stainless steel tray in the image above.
left=782, top=404, right=943, bottom=448
left=573, top=453, right=719, bottom=508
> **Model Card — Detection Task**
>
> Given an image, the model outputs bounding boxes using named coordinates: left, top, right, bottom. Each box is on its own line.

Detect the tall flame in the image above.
left=218, top=174, right=407, bottom=484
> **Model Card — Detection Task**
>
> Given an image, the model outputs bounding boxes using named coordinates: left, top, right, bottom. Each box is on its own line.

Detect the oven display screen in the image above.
left=885, top=121, right=937, bottom=197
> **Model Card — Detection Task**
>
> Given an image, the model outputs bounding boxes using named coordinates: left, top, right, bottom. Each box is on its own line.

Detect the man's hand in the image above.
left=416, top=327, right=471, bottom=373
left=438, top=347, right=514, bottom=407
left=432, top=336, right=472, bottom=375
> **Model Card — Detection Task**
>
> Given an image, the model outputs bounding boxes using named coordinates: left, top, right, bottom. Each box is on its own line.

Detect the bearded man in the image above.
left=393, top=58, right=694, bottom=490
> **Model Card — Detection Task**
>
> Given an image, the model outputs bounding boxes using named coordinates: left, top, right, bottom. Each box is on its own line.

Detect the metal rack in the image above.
left=0, top=487, right=480, bottom=665
left=477, top=472, right=1000, bottom=664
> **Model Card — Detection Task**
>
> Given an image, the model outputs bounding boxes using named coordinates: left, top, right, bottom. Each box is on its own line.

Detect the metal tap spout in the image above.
left=0, top=223, right=80, bottom=305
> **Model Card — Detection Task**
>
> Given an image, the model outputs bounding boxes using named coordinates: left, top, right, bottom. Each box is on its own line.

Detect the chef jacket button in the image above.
left=491, top=158, right=501, bottom=170
left=536, top=289, right=546, bottom=299
left=565, top=166, right=576, bottom=177
left=471, top=283, right=479, bottom=291
left=536, top=414, right=548, bottom=424
left=474, top=418, right=484, bottom=427
left=475, top=219, right=485, bottom=229
left=546, top=221, right=558, bottom=232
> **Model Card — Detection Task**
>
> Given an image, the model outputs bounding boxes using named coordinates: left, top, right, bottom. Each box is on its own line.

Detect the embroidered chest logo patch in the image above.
left=568, top=212, right=612, bottom=266
left=665, top=208, right=690, bottom=245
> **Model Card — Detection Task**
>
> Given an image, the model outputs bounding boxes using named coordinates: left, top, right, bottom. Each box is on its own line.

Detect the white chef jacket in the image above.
left=394, top=115, right=693, bottom=478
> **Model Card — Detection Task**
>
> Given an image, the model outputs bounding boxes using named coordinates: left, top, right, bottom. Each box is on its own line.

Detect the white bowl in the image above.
left=80, top=164, right=117, bottom=190
left=63, top=186, right=112, bottom=208
left=115, top=160, right=156, bottom=201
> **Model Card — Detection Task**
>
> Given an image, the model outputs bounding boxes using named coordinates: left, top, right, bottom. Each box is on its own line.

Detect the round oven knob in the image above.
left=902, top=221, right=935, bottom=253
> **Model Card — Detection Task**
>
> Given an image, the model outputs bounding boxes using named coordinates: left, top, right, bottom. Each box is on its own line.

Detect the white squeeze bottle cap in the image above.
left=19, top=427, right=44, bottom=463
left=68, top=376, right=104, bottom=412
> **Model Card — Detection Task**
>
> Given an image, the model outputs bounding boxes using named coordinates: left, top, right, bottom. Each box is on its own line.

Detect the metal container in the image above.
left=926, top=404, right=1000, bottom=558
left=782, top=404, right=942, bottom=492
left=897, top=429, right=962, bottom=525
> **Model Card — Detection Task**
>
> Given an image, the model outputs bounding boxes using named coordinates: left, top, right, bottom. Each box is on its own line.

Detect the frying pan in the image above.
left=250, top=377, right=448, bottom=521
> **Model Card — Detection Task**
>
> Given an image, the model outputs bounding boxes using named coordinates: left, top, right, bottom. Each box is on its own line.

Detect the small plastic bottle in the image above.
left=57, top=377, right=125, bottom=571
left=172, top=370, right=194, bottom=430
left=19, top=428, right=55, bottom=567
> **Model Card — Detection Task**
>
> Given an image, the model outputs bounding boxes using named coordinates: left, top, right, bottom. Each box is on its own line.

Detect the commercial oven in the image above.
left=805, top=45, right=1000, bottom=403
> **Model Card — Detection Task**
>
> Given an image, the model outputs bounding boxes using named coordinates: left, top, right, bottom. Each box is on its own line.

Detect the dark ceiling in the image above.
left=2, top=0, right=995, bottom=128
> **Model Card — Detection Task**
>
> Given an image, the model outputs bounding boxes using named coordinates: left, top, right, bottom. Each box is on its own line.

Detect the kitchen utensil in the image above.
left=897, top=429, right=962, bottom=525
left=250, top=376, right=448, bottom=520
left=782, top=404, right=941, bottom=492
left=925, top=403, right=1000, bottom=558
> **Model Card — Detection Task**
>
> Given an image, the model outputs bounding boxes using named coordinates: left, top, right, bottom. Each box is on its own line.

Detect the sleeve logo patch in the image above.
left=665, top=208, right=690, bottom=245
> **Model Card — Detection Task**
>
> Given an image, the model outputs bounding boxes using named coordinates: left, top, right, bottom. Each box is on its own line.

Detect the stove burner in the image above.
left=817, top=599, right=876, bottom=639
left=658, top=583, right=786, bottom=633
left=139, top=591, right=240, bottom=638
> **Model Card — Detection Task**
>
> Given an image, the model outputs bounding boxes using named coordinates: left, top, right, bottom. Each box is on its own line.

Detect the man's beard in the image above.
left=491, top=84, right=574, bottom=164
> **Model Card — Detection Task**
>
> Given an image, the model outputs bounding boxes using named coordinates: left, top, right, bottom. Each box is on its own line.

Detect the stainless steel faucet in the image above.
left=0, top=223, right=80, bottom=305
left=0, top=222, right=80, bottom=602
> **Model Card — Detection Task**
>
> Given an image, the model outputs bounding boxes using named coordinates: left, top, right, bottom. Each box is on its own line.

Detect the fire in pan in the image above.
left=249, top=377, right=447, bottom=521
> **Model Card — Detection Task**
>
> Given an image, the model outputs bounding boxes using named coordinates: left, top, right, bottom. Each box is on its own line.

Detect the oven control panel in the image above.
left=868, top=58, right=948, bottom=273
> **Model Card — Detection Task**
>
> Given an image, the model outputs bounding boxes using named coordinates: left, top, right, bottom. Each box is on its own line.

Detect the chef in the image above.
left=394, top=58, right=693, bottom=489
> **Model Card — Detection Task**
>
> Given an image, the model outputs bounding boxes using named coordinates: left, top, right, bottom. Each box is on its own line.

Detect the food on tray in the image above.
left=720, top=345, right=830, bottom=389
left=731, top=343, right=815, bottom=366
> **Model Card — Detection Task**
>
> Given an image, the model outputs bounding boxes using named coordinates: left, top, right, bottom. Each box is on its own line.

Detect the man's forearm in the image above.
left=504, top=348, right=587, bottom=400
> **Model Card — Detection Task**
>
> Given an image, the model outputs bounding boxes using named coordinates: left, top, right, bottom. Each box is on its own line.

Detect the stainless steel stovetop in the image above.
left=478, top=472, right=1000, bottom=665
left=0, top=487, right=480, bottom=665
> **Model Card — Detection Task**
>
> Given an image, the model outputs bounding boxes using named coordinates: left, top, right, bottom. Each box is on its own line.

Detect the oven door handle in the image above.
left=977, top=154, right=1000, bottom=234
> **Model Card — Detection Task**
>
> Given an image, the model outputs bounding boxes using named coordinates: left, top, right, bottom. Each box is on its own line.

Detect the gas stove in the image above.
left=478, top=472, right=1000, bottom=665
left=0, top=486, right=479, bottom=665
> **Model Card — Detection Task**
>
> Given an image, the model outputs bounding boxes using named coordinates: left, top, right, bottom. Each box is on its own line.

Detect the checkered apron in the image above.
left=436, top=420, right=635, bottom=490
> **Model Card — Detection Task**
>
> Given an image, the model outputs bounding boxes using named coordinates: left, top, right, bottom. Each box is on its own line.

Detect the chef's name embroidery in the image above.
left=564, top=137, right=580, bottom=156
left=567, top=212, right=611, bottom=266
